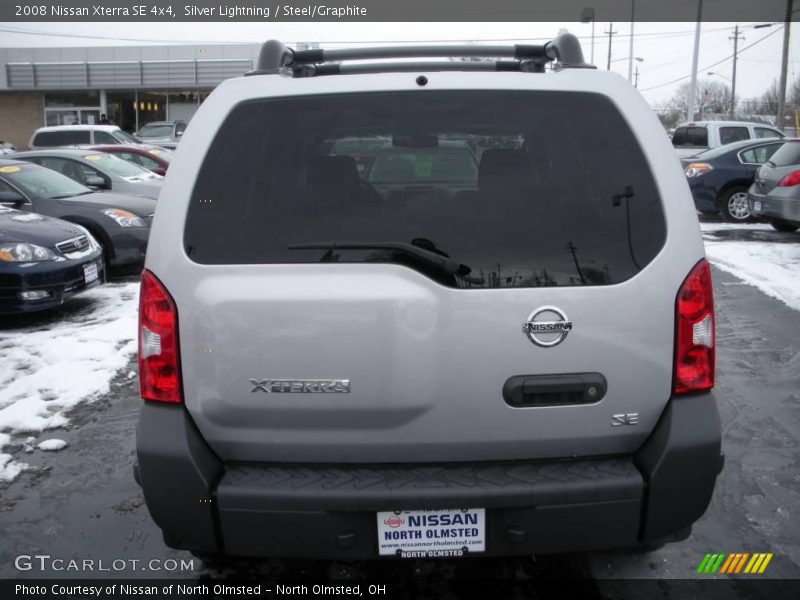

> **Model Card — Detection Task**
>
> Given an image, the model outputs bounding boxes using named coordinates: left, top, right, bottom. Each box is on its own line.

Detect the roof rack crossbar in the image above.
left=248, top=33, right=594, bottom=76
left=292, top=60, right=542, bottom=77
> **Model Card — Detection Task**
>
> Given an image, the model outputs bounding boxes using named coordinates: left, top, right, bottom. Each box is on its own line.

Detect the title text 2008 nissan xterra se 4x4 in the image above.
left=135, top=33, right=723, bottom=561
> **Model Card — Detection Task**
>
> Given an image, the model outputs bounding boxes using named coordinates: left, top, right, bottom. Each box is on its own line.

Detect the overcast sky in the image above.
left=0, top=21, right=796, bottom=106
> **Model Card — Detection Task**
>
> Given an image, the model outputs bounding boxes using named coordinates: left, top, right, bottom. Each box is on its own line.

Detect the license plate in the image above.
left=377, top=508, right=485, bottom=558
left=753, top=200, right=762, bottom=213
left=83, top=262, right=98, bottom=284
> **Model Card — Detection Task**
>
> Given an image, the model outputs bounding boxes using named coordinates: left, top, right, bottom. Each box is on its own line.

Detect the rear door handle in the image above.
left=503, top=373, right=607, bottom=407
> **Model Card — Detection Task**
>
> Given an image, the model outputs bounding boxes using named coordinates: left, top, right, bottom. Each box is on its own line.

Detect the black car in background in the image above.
left=0, top=206, right=104, bottom=314
left=681, top=138, right=785, bottom=222
left=0, top=159, right=155, bottom=270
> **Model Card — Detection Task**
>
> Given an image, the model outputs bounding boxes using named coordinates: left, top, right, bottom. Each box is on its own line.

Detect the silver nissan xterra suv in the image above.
left=135, top=33, right=723, bottom=561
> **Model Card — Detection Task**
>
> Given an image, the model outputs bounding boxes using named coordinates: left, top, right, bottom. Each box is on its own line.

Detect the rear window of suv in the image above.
left=185, top=91, right=666, bottom=288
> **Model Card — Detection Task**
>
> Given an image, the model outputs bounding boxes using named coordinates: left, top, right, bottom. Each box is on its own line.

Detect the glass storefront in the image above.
left=44, top=89, right=210, bottom=133
left=44, top=91, right=102, bottom=125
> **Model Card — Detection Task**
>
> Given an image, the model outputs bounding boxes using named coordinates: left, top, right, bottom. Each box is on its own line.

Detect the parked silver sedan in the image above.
left=11, top=149, right=162, bottom=200
left=748, top=139, right=800, bottom=232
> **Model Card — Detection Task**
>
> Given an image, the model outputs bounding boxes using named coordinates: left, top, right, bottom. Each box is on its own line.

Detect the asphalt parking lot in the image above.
left=0, top=221, right=799, bottom=596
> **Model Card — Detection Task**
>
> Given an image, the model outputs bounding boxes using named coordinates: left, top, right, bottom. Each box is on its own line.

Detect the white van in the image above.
left=28, top=125, right=140, bottom=150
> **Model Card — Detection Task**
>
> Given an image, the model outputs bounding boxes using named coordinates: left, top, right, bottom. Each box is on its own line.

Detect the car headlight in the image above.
left=102, top=208, right=147, bottom=227
left=0, top=243, right=58, bottom=262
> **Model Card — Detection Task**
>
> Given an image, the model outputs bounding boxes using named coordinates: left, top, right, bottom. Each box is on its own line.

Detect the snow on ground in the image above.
left=0, top=282, right=139, bottom=482
left=37, top=439, right=68, bottom=451
left=701, top=223, right=800, bottom=312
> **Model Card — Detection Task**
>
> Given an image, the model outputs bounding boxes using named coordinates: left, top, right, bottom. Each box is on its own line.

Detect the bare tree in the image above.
left=759, top=79, right=780, bottom=116
left=668, top=78, right=734, bottom=117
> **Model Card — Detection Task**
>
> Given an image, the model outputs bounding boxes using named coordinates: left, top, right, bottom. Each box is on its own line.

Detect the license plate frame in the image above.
left=376, top=508, right=486, bottom=558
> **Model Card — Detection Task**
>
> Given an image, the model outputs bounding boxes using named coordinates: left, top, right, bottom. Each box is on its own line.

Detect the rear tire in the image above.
left=718, top=187, right=751, bottom=223
left=771, top=222, right=799, bottom=233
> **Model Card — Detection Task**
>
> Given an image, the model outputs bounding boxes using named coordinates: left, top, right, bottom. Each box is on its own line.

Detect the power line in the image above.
left=638, top=25, right=784, bottom=92
left=0, top=24, right=742, bottom=47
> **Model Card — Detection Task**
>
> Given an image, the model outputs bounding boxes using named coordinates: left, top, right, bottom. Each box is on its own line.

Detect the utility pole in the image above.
left=635, top=64, right=641, bottom=88
left=729, top=25, right=745, bottom=117
left=628, top=1, right=636, bottom=83
left=566, top=242, right=586, bottom=285
left=605, top=23, right=618, bottom=70
left=687, top=0, right=704, bottom=121
left=777, top=0, right=793, bottom=133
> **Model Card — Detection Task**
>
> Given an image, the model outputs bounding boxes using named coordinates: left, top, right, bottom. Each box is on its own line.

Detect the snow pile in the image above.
left=37, top=439, right=68, bottom=451
left=702, top=224, right=800, bottom=312
left=0, top=282, right=139, bottom=482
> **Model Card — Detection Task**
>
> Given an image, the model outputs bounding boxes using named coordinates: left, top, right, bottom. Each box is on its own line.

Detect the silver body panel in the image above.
left=145, top=70, right=707, bottom=464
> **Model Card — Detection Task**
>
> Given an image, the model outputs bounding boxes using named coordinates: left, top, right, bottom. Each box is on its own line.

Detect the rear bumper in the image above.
left=748, top=187, right=800, bottom=225
left=135, top=393, right=722, bottom=559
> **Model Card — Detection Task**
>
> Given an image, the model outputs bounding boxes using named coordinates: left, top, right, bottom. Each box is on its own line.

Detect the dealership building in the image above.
left=0, top=42, right=313, bottom=149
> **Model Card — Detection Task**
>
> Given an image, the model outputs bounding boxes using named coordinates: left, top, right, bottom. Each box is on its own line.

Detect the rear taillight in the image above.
left=685, top=163, right=713, bottom=178
left=673, top=259, right=715, bottom=394
left=777, top=170, right=800, bottom=187
left=139, top=269, right=182, bottom=403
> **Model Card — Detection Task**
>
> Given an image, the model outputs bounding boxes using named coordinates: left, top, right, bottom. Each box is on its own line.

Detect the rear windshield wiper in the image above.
left=288, top=241, right=485, bottom=285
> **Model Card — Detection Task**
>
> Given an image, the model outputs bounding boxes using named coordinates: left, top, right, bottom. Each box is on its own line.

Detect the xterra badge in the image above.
left=249, top=379, right=351, bottom=393
left=522, top=306, right=572, bottom=347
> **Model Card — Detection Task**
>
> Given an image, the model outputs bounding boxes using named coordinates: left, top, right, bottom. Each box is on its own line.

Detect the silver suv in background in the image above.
left=134, top=120, right=187, bottom=149
left=135, top=34, right=723, bottom=561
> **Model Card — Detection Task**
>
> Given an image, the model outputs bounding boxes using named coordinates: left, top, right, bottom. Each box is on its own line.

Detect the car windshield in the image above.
left=1, top=162, right=91, bottom=199
left=82, top=153, right=151, bottom=178
left=146, top=147, right=173, bottom=163
left=137, top=125, right=174, bottom=138
left=368, top=146, right=478, bottom=184
left=112, top=130, right=139, bottom=144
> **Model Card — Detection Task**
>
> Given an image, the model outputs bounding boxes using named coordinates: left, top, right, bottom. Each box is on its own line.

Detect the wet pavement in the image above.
left=1, top=225, right=799, bottom=595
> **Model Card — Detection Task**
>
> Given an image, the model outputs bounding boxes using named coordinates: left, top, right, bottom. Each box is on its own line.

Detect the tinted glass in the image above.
left=740, top=144, right=781, bottom=164
left=719, top=127, right=749, bottom=145
left=368, top=146, right=478, bottom=184
left=185, top=91, right=666, bottom=288
left=1, top=162, right=90, bottom=199
left=768, top=141, right=800, bottom=167
left=672, top=126, right=707, bottom=147
left=33, top=130, right=91, bottom=147
left=93, top=131, right=117, bottom=144
left=138, top=125, right=174, bottom=137
left=754, top=127, right=783, bottom=139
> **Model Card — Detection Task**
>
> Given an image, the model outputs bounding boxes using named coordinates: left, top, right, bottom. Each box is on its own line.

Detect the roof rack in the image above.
left=247, top=32, right=595, bottom=78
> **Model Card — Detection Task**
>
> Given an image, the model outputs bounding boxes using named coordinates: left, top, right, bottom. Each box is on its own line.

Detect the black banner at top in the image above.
left=0, top=0, right=796, bottom=22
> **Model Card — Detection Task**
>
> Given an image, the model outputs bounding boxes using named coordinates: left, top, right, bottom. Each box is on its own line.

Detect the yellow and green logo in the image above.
left=697, top=552, right=773, bottom=574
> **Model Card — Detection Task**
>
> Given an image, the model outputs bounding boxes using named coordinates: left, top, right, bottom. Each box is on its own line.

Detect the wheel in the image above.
left=771, top=222, right=799, bottom=233
left=718, top=187, right=751, bottom=223
left=718, top=187, right=751, bottom=222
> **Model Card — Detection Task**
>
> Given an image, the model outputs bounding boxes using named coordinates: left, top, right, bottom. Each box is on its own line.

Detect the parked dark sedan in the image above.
left=681, top=138, right=784, bottom=222
left=0, top=159, right=155, bottom=269
left=0, top=206, right=104, bottom=314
